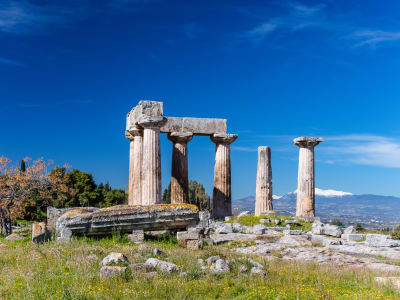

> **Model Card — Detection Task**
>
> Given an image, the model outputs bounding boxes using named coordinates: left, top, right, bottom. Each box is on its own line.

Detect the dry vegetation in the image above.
left=0, top=233, right=399, bottom=299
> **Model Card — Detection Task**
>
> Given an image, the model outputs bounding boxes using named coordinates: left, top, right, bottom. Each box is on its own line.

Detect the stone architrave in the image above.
left=210, top=133, right=238, bottom=218
left=167, top=132, right=193, bottom=204
left=294, top=137, right=323, bottom=218
left=255, top=146, right=274, bottom=216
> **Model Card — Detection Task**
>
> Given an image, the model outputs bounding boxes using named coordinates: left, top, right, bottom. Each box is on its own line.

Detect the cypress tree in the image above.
left=20, top=160, right=26, bottom=172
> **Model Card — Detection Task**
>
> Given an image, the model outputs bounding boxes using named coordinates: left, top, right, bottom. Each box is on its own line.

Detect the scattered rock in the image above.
left=285, top=220, right=299, bottom=225
left=5, top=233, right=26, bottom=242
left=131, top=263, right=155, bottom=273
left=248, top=258, right=263, bottom=269
left=283, top=230, right=303, bottom=236
left=86, top=254, right=98, bottom=261
left=210, top=233, right=257, bottom=245
left=128, top=230, right=145, bottom=243
left=251, top=267, right=267, bottom=277
left=224, top=216, right=233, bottom=222
left=239, top=265, right=248, bottom=273
left=210, top=259, right=230, bottom=274
left=101, top=252, right=130, bottom=266
left=143, top=271, right=158, bottom=278
left=138, top=244, right=152, bottom=252
left=312, top=222, right=341, bottom=237
left=341, top=234, right=365, bottom=242
left=215, top=223, right=233, bottom=234
left=232, top=223, right=243, bottom=233
left=207, top=256, right=220, bottom=266
left=253, top=224, right=267, bottom=235
left=146, top=258, right=178, bottom=273
left=153, top=248, right=162, bottom=256
left=365, top=234, right=400, bottom=247
left=32, top=222, right=51, bottom=244
left=100, top=266, right=128, bottom=279
left=198, top=259, right=204, bottom=266
left=344, top=226, right=356, bottom=234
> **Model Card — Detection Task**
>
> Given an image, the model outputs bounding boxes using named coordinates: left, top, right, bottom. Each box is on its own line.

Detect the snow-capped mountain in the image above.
left=233, top=188, right=400, bottom=227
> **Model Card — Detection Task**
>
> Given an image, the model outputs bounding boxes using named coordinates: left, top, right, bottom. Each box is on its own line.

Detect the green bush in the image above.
left=391, top=225, right=400, bottom=240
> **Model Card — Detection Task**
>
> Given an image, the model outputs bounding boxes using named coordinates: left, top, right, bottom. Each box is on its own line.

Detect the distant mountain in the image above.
left=233, top=188, right=400, bottom=227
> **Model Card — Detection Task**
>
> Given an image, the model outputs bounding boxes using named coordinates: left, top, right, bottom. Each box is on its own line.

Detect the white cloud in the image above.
left=351, top=30, right=400, bottom=48
left=287, top=2, right=326, bottom=17
left=322, top=135, right=400, bottom=168
left=244, top=22, right=278, bottom=42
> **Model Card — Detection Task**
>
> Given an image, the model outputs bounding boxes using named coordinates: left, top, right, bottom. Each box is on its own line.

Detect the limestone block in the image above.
left=5, top=233, right=26, bottom=242
left=215, top=223, right=233, bottom=234
left=131, top=263, right=155, bottom=273
left=101, top=252, right=130, bottom=266
left=210, top=259, right=230, bottom=274
left=186, top=239, right=200, bottom=250
left=210, top=233, right=257, bottom=245
left=365, top=234, right=400, bottom=247
left=128, top=230, right=145, bottom=243
left=32, top=222, right=51, bottom=244
left=56, top=204, right=200, bottom=240
left=100, top=266, right=128, bottom=279
left=146, top=258, right=178, bottom=273
left=253, top=224, right=267, bottom=235
left=312, top=222, right=341, bottom=237
left=341, top=234, right=365, bottom=242
left=344, top=226, right=356, bottom=234
left=283, top=230, right=303, bottom=236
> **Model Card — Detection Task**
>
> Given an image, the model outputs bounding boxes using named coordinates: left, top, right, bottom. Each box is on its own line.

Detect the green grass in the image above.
left=227, top=215, right=313, bottom=232
left=0, top=234, right=398, bottom=299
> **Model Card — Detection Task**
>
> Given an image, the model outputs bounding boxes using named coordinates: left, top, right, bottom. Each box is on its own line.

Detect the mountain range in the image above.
left=233, top=188, right=400, bottom=227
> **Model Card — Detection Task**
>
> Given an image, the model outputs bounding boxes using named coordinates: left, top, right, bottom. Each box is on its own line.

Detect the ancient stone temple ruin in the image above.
left=125, top=101, right=238, bottom=218
left=255, top=146, right=274, bottom=216
left=294, top=137, right=323, bottom=218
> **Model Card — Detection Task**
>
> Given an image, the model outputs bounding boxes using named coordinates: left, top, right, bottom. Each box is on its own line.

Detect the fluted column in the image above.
left=126, top=128, right=143, bottom=205
left=211, top=133, right=238, bottom=218
left=167, top=132, right=193, bottom=204
left=126, top=131, right=135, bottom=205
left=255, top=146, right=274, bottom=216
left=141, top=125, right=162, bottom=205
left=294, top=137, right=323, bottom=218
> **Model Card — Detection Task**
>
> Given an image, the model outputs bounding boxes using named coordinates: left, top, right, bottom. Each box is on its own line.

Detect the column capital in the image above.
left=210, top=133, right=238, bottom=145
left=167, top=132, right=193, bottom=143
left=138, top=116, right=167, bottom=129
left=294, top=136, right=323, bottom=148
left=126, top=125, right=143, bottom=140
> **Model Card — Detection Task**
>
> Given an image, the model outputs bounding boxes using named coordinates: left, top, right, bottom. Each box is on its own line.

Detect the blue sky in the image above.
left=1, top=0, right=400, bottom=199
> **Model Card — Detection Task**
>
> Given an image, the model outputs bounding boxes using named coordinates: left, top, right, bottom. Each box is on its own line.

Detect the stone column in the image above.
left=140, top=124, right=162, bottom=205
left=294, top=137, right=323, bottom=218
left=255, top=146, right=274, bottom=216
left=126, top=128, right=143, bottom=205
left=210, top=133, right=238, bottom=218
left=167, top=132, right=193, bottom=204
left=125, top=131, right=135, bottom=205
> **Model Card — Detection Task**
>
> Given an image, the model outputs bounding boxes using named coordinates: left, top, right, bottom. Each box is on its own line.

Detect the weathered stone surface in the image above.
left=294, top=137, right=323, bottom=218
left=253, top=224, right=267, bottom=235
left=160, top=117, right=227, bottom=135
left=101, top=252, right=130, bottom=266
left=344, top=226, right=356, bottom=234
left=168, top=132, right=193, bottom=204
left=146, top=258, right=178, bottom=273
left=365, top=234, right=400, bottom=247
left=210, top=259, right=230, bottom=274
left=285, top=220, right=299, bottom=225
left=128, top=230, right=145, bottom=243
left=186, top=239, right=201, bottom=250
left=311, top=222, right=341, bottom=237
left=47, top=206, right=97, bottom=230
left=100, top=266, right=128, bottom=279
left=341, top=234, right=365, bottom=242
left=56, top=204, right=200, bottom=240
left=211, top=134, right=238, bottom=218
left=207, top=256, right=220, bottom=266
left=5, top=233, right=26, bottom=241
left=255, top=146, right=273, bottom=216
left=248, top=258, right=263, bottom=269
left=283, top=230, right=303, bottom=236
left=210, top=233, right=257, bottom=245
left=239, top=265, right=248, bottom=273
left=215, top=223, right=233, bottom=234
left=251, top=267, right=267, bottom=277
left=126, top=101, right=164, bottom=130
left=32, top=222, right=51, bottom=244
left=126, top=129, right=143, bottom=206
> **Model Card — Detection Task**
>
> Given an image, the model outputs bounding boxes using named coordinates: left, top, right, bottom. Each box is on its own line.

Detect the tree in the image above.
left=100, top=189, right=127, bottom=208
left=162, top=183, right=171, bottom=204
left=66, top=169, right=99, bottom=207
left=0, top=157, right=57, bottom=235
left=331, top=219, right=343, bottom=226
left=20, top=160, right=26, bottom=173
left=188, top=180, right=210, bottom=210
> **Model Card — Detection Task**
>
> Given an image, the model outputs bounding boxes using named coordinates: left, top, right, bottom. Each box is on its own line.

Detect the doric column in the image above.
left=210, top=133, right=238, bottom=218
left=294, top=137, right=323, bottom=218
left=125, top=131, right=135, bottom=205
left=140, top=123, right=163, bottom=205
left=255, top=146, right=274, bottom=216
left=126, top=127, right=143, bottom=205
left=167, top=132, right=193, bottom=204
